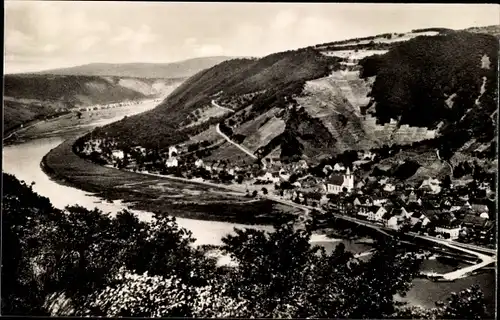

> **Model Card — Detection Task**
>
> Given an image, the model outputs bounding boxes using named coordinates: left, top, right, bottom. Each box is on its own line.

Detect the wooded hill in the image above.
left=94, top=27, right=498, bottom=164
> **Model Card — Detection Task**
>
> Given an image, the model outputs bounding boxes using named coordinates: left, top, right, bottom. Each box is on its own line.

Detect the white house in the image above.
left=386, top=216, right=401, bottom=230
left=419, top=177, right=441, bottom=194
left=479, top=212, right=489, bottom=219
left=383, top=183, right=396, bottom=192
left=368, top=206, right=387, bottom=222
left=435, top=224, right=461, bottom=240
left=112, top=150, right=125, bottom=159
left=410, top=212, right=427, bottom=226
left=357, top=206, right=374, bottom=219
left=166, top=157, right=178, bottom=167
left=378, top=177, right=389, bottom=185
left=279, top=169, right=291, bottom=181
left=261, top=172, right=280, bottom=183
left=296, top=160, right=309, bottom=170
left=362, top=150, right=376, bottom=160
left=323, top=165, right=333, bottom=175
left=195, top=159, right=204, bottom=168
left=422, top=216, right=431, bottom=227
left=400, top=207, right=413, bottom=219
left=292, top=181, right=302, bottom=188
left=319, top=195, right=330, bottom=205
left=168, top=146, right=178, bottom=158
left=372, top=197, right=388, bottom=207
left=333, top=163, right=346, bottom=172
left=324, top=168, right=354, bottom=194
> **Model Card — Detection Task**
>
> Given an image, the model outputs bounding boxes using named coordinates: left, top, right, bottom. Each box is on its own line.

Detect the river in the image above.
left=2, top=100, right=495, bottom=315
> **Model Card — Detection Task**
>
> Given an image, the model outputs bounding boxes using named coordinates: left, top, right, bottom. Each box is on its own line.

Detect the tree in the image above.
left=125, top=214, right=217, bottom=286
left=340, top=236, right=423, bottom=319
left=261, top=187, right=268, bottom=195
left=1, top=173, right=53, bottom=315
left=220, top=224, right=320, bottom=317
left=236, top=175, right=244, bottom=184
left=81, top=268, right=191, bottom=317
left=395, top=285, right=487, bottom=319
left=442, top=175, right=452, bottom=189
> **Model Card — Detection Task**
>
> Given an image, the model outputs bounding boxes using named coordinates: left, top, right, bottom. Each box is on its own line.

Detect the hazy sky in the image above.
left=4, top=1, right=499, bottom=73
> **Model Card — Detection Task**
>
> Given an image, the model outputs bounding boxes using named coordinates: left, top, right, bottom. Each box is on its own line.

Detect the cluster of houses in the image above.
left=328, top=188, right=493, bottom=242
left=77, top=98, right=162, bottom=112
left=78, top=138, right=495, bottom=247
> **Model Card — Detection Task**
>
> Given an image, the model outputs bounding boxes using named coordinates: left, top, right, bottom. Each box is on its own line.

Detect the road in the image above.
left=211, top=99, right=235, bottom=113
left=419, top=238, right=495, bottom=280
left=409, top=232, right=496, bottom=255
left=212, top=99, right=269, bottom=168
left=215, top=123, right=258, bottom=159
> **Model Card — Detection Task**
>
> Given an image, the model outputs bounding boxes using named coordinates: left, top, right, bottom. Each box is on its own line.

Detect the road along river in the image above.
left=2, top=99, right=495, bottom=314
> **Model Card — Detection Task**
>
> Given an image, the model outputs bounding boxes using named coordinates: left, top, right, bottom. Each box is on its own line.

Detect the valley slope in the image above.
left=3, top=75, right=183, bottom=133
left=91, top=26, right=498, bottom=177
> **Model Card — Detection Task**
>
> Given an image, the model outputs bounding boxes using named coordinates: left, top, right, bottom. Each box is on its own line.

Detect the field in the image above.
left=203, top=142, right=256, bottom=165
left=234, top=107, right=286, bottom=152
left=5, top=101, right=159, bottom=145
left=42, top=136, right=298, bottom=225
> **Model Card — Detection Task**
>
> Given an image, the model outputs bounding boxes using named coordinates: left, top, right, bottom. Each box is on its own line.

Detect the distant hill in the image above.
left=463, top=24, right=500, bottom=38
left=31, top=57, right=241, bottom=79
left=3, top=74, right=183, bottom=133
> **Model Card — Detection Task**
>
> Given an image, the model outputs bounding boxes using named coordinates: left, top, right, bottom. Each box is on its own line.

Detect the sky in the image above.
left=4, top=1, right=499, bottom=73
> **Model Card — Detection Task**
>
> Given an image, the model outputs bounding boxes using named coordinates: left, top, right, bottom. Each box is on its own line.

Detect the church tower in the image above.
left=343, top=167, right=354, bottom=191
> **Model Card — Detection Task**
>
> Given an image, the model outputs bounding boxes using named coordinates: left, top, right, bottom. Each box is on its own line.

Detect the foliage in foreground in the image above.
left=2, top=172, right=488, bottom=318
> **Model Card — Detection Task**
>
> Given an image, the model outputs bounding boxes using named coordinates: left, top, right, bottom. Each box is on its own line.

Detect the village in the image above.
left=75, top=136, right=496, bottom=249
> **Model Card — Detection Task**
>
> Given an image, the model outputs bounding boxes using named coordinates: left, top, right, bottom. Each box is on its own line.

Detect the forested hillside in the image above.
left=91, top=28, right=498, bottom=165
left=94, top=48, right=340, bottom=149
left=359, top=31, right=498, bottom=159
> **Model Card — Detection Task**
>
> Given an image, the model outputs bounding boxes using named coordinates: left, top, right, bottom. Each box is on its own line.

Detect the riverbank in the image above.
left=41, top=136, right=302, bottom=226
left=3, top=111, right=73, bottom=144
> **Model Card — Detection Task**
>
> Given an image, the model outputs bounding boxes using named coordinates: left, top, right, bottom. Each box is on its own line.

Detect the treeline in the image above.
left=3, top=172, right=489, bottom=318
left=411, top=27, right=454, bottom=34
left=3, top=74, right=147, bottom=103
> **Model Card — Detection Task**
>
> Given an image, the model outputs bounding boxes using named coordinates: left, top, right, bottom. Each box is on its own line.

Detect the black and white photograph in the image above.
left=2, top=1, right=499, bottom=318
